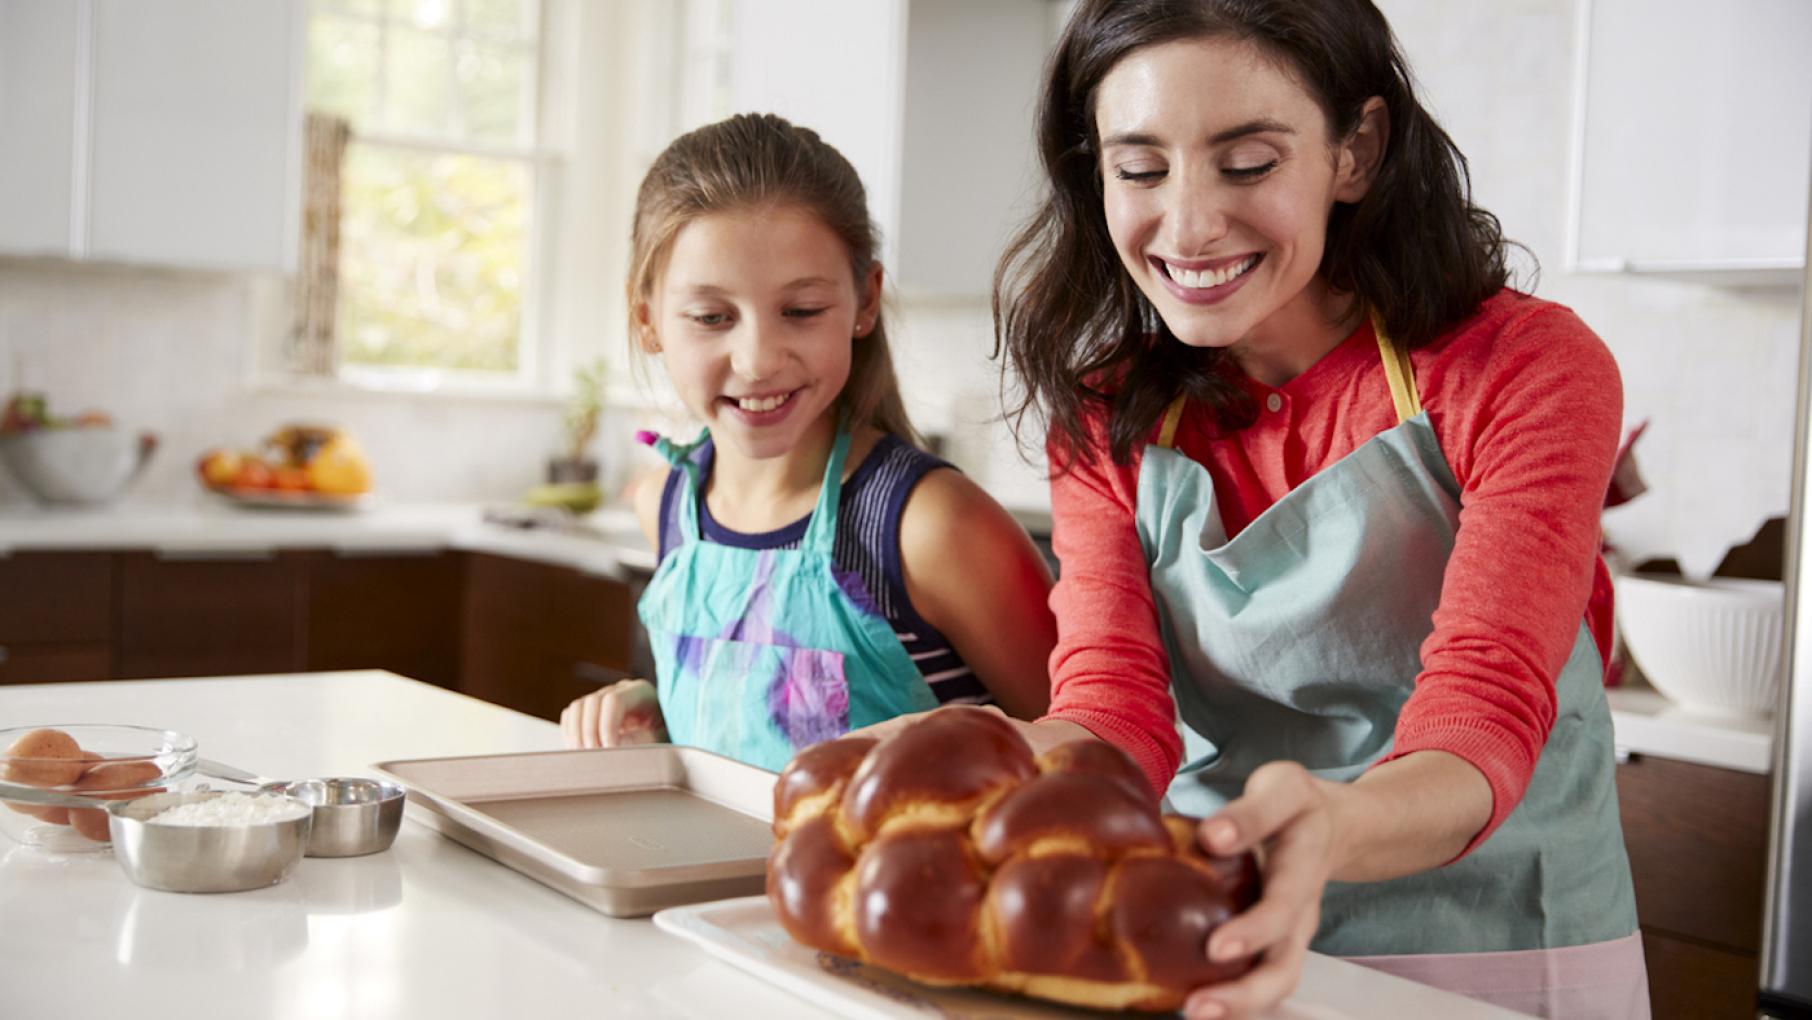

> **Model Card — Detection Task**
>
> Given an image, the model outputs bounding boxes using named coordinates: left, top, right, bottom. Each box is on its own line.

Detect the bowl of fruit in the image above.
left=0, top=391, right=158, bottom=506
left=197, top=424, right=374, bottom=512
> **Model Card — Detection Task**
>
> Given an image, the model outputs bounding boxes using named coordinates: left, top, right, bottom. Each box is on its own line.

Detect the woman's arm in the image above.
left=898, top=469, right=1057, bottom=721
left=1040, top=426, right=1184, bottom=789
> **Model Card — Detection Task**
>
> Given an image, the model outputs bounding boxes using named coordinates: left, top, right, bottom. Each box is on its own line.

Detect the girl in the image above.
left=981, top=1, right=1645, bottom=1017
left=560, top=113, right=1056, bottom=772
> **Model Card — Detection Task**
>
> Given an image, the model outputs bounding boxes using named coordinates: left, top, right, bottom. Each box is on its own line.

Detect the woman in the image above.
left=983, top=1, right=1646, bottom=1017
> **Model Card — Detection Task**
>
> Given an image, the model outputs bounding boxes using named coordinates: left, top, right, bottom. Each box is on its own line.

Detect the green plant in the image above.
left=563, top=358, right=607, bottom=462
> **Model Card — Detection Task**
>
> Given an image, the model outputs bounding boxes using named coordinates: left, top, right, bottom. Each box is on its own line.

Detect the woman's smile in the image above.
left=1095, top=36, right=1358, bottom=364
left=1151, top=252, right=1264, bottom=303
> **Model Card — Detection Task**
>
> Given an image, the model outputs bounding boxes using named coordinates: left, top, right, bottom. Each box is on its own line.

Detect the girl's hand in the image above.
left=1184, top=761, right=1340, bottom=1020
left=560, top=679, right=667, bottom=749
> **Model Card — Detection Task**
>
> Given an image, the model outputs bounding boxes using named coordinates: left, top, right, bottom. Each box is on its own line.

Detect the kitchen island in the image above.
left=0, top=670, right=1529, bottom=1020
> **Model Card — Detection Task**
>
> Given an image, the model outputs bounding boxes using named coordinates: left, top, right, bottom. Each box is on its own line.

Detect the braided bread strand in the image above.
left=767, top=706, right=1261, bottom=1012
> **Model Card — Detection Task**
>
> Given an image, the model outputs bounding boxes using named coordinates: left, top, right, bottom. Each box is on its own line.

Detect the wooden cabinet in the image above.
left=1617, top=753, right=1770, bottom=1019
left=1, top=547, right=647, bottom=718
left=115, top=550, right=308, bottom=679
left=0, top=551, right=114, bottom=684
left=460, top=553, right=638, bottom=722
left=304, top=550, right=463, bottom=690
left=0, top=0, right=302, bottom=270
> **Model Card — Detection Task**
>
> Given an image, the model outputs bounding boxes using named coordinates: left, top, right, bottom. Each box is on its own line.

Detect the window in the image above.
left=303, top=0, right=548, bottom=386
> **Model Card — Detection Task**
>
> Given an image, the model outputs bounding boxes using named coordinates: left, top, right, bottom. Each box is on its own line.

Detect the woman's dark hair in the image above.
left=995, top=0, right=1512, bottom=467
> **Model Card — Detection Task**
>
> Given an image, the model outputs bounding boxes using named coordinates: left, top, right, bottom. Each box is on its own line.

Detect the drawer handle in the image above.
left=153, top=547, right=277, bottom=562
left=0, top=646, right=8, bottom=666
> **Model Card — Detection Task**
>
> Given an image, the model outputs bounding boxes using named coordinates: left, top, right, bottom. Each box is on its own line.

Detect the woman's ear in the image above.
left=1334, top=97, right=1390, bottom=203
left=633, top=301, right=661, bottom=353
left=855, top=262, right=884, bottom=338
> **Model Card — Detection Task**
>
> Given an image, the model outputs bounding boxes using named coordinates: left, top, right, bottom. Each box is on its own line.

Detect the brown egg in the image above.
left=67, top=760, right=165, bottom=842
left=2, top=729, right=87, bottom=787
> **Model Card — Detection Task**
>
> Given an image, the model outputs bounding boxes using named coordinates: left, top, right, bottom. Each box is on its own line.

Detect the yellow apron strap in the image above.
left=1372, top=311, right=1422, bottom=424
left=1157, top=313, right=1415, bottom=443
left=1156, top=395, right=1188, bottom=449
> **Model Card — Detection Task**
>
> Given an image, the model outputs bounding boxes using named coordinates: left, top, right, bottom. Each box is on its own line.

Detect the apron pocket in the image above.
left=692, top=636, right=852, bottom=764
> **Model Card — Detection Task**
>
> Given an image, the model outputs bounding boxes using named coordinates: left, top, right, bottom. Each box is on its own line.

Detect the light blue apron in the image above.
left=636, top=426, right=938, bottom=772
left=1138, top=324, right=1638, bottom=959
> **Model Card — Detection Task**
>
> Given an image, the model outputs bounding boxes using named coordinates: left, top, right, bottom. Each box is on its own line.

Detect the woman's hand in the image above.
left=1183, top=761, right=1340, bottom=1020
left=560, top=679, right=667, bottom=749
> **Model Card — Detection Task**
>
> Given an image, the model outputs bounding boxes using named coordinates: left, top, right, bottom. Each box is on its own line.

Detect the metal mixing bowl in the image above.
left=194, top=760, right=404, bottom=858
left=266, top=778, right=404, bottom=858
left=109, top=791, right=312, bottom=892
left=0, top=784, right=311, bottom=893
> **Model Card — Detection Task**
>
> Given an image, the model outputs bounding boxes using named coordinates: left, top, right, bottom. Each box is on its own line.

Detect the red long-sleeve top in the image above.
left=1043, top=291, right=1622, bottom=854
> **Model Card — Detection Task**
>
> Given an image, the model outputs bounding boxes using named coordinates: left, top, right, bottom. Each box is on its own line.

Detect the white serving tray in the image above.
left=373, top=745, right=776, bottom=917
left=652, top=896, right=1534, bottom=1020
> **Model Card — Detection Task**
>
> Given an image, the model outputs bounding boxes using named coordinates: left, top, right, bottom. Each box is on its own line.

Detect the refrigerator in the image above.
left=1763, top=171, right=1812, bottom=1018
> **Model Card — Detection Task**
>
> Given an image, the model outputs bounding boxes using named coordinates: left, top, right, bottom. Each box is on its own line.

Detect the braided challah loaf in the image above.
left=767, top=706, right=1261, bottom=1012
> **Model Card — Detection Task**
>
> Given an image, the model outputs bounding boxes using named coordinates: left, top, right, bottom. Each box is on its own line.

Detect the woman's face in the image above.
left=1094, top=35, right=1374, bottom=354
left=641, top=204, right=880, bottom=462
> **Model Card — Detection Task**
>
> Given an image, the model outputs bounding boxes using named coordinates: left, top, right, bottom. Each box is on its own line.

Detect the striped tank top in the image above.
left=657, top=434, right=987, bottom=705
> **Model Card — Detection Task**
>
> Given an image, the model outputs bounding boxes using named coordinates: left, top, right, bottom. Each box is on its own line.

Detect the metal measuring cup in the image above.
left=196, top=760, right=403, bottom=858
left=0, top=783, right=310, bottom=893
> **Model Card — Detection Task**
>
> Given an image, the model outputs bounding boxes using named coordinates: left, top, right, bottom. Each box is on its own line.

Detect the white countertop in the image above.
left=0, top=671, right=1529, bottom=1020
left=1605, top=678, right=1776, bottom=774
left=0, top=498, right=659, bottom=576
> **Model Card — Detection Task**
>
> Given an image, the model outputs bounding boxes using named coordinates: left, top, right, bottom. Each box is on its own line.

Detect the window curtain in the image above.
left=288, top=112, right=352, bottom=376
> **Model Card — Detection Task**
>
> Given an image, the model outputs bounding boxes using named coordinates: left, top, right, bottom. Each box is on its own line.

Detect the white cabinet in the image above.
left=1569, top=0, right=1812, bottom=283
left=0, top=0, right=83, bottom=256
left=0, top=0, right=302, bottom=273
left=715, top=0, right=1053, bottom=298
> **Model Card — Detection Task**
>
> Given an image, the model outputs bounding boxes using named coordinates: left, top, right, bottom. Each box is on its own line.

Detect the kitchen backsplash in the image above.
left=0, top=0, right=1802, bottom=579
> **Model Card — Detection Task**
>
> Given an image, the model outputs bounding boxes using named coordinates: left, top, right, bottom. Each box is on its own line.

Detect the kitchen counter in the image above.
left=0, top=671, right=1530, bottom=1020
left=1605, top=678, right=1776, bottom=774
left=0, top=498, right=659, bottom=576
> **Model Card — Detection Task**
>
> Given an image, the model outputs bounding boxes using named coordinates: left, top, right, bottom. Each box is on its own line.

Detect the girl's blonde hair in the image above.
left=628, top=113, right=918, bottom=444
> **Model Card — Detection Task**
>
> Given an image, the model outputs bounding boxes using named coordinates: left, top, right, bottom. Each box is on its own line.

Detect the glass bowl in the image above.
left=0, top=724, right=199, bottom=852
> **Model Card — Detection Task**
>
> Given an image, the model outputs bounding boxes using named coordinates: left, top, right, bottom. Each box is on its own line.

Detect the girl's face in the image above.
left=641, top=204, right=880, bottom=462
left=1094, top=35, right=1379, bottom=355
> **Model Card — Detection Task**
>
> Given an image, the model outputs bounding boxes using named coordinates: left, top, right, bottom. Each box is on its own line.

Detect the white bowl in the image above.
left=1615, top=574, right=1785, bottom=718
left=0, top=428, right=156, bottom=505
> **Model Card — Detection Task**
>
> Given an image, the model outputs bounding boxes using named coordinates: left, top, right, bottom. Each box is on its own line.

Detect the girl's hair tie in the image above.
left=635, top=430, right=659, bottom=447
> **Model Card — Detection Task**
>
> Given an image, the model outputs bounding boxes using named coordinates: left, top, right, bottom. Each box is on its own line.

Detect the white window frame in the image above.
left=299, top=0, right=565, bottom=399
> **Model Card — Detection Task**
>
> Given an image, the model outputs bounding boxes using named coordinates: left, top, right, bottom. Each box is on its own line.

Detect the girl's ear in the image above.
left=633, top=300, right=662, bottom=353
left=855, top=261, right=884, bottom=338
left=1334, top=97, right=1390, bottom=203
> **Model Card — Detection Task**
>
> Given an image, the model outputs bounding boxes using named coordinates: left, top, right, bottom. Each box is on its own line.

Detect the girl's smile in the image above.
left=641, top=203, right=881, bottom=465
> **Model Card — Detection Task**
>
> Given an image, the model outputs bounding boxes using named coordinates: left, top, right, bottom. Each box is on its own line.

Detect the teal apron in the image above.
left=637, top=425, right=938, bottom=772
left=1137, top=323, right=1644, bottom=1008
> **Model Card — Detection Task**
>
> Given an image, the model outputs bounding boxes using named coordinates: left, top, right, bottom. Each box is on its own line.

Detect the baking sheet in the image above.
left=373, top=745, right=776, bottom=917
left=652, top=897, right=1536, bottom=1020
